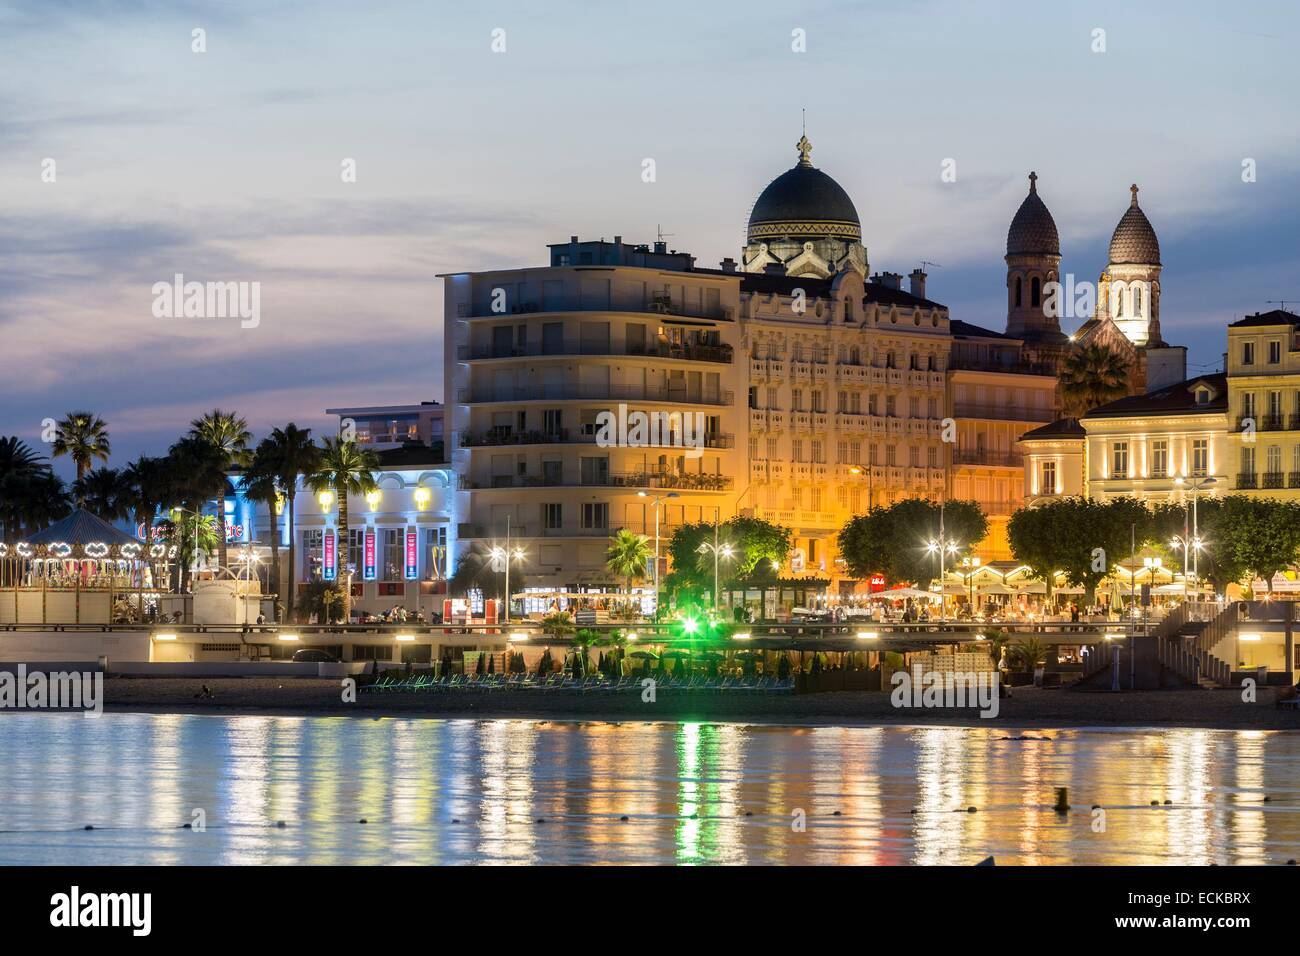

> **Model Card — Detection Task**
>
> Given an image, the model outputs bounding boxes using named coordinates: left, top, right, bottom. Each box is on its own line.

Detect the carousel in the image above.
left=0, top=508, right=165, bottom=624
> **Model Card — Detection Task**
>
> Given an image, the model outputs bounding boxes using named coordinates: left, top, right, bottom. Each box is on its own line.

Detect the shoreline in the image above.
left=8, top=677, right=1294, bottom=731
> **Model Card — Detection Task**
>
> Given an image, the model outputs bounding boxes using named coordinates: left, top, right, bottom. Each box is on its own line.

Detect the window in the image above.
left=581, top=503, right=608, bottom=530
left=1241, top=446, right=1256, bottom=476
left=579, top=456, right=608, bottom=486
left=1268, top=445, right=1282, bottom=476
left=382, top=528, right=403, bottom=581
left=1270, top=340, right=1282, bottom=364
left=542, top=409, right=563, bottom=435
left=1030, top=277, right=1041, bottom=308
left=811, top=390, right=825, bottom=413
left=811, top=439, right=824, bottom=463
left=766, top=437, right=778, bottom=459
left=809, top=488, right=822, bottom=512
left=885, top=445, right=896, bottom=466
left=1243, top=393, right=1256, bottom=419
left=749, top=436, right=760, bottom=460
left=1192, top=439, right=1208, bottom=477
left=542, top=503, right=562, bottom=530
left=791, top=389, right=804, bottom=412
left=927, top=446, right=938, bottom=468
left=1151, top=440, right=1168, bottom=478
left=1242, top=341, right=1255, bottom=366
left=1041, top=460, right=1058, bottom=495
left=792, top=439, right=804, bottom=462
left=1112, top=441, right=1129, bottom=478
left=1014, top=277, right=1022, bottom=308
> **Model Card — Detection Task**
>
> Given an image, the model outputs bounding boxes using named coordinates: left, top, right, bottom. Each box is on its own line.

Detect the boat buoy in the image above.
left=967, top=806, right=977, bottom=813
left=1054, top=788, right=1069, bottom=813
left=83, top=825, right=94, bottom=831
left=620, top=815, right=629, bottom=822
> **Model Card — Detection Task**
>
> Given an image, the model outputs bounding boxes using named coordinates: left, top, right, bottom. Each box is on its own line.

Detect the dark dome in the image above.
left=1109, top=185, right=1160, bottom=265
left=1006, top=171, right=1060, bottom=256
left=747, top=137, right=860, bottom=243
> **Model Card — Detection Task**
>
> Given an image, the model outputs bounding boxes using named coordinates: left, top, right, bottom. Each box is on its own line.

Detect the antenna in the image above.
left=919, top=261, right=943, bottom=272
left=1267, top=299, right=1298, bottom=312
left=801, top=107, right=806, bottom=136
left=656, top=224, right=675, bottom=244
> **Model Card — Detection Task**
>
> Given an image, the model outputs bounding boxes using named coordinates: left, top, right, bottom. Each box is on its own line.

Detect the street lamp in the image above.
left=638, top=490, right=679, bottom=621
left=925, top=505, right=960, bottom=620
left=696, top=535, right=735, bottom=620
left=1174, top=476, right=1216, bottom=598
left=489, top=542, right=527, bottom=623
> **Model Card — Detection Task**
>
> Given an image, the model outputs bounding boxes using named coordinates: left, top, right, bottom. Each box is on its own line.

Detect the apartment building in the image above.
left=1226, top=310, right=1300, bottom=494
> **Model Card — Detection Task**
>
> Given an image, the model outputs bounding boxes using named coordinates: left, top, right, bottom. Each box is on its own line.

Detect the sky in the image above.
left=2, top=0, right=1298, bottom=477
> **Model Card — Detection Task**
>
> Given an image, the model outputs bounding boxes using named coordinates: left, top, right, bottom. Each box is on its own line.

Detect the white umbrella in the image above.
left=976, top=582, right=1015, bottom=595
left=1016, top=581, right=1047, bottom=594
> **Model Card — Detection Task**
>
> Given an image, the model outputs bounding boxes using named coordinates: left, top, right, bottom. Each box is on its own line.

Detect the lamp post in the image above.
left=696, top=517, right=735, bottom=620
left=489, top=517, right=527, bottom=623
left=638, top=490, right=679, bottom=622
left=1174, top=476, right=1216, bottom=599
left=925, top=504, right=960, bottom=621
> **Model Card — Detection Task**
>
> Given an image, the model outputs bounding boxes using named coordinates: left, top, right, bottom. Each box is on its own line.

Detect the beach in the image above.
left=46, top=676, right=1300, bottom=730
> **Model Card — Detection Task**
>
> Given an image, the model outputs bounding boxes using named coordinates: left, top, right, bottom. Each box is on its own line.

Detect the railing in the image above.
left=1263, top=471, right=1285, bottom=489
left=1289, top=471, right=1300, bottom=488
left=1237, top=415, right=1286, bottom=431
left=1237, top=472, right=1258, bottom=489
left=459, top=430, right=734, bottom=449
left=952, top=450, right=1024, bottom=467
left=457, top=341, right=733, bottom=364
left=948, top=356, right=1058, bottom=376
left=459, top=471, right=734, bottom=492
left=951, top=403, right=1053, bottom=423
left=456, top=300, right=734, bottom=322
left=458, top=385, right=734, bottom=406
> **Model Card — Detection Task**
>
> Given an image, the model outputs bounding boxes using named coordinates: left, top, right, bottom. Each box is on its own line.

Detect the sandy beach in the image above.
left=40, top=676, right=1300, bottom=730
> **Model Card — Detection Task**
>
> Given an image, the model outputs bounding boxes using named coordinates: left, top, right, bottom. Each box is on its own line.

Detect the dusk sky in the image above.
left=3, top=0, right=1298, bottom=476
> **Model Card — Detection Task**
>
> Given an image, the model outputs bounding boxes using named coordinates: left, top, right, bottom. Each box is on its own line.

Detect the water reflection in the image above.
left=0, top=715, right=1298, bottom=865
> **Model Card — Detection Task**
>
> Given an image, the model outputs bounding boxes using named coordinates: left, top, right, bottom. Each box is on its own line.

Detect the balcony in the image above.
left=458, top=341, right=732, bottom=364
left=1237, top=414, right=1286, bottom=431
left=948, top=356, right=1058, bottom=376
left=952, top=450, right=1024, bottom=468
left=1290, top=471, right=1300, bottom=488
left=455, top=298, right=734, bottom=322
left=458, top=385, right=734, bottom=407
left=1263, top=471, right=1285, bottom=489
left=953, top=403, right=1053, bottom=424
left=1237, top=472, right=1258, bottom=489
left=459, top=471, right=734, bottom=492
left=459, top=429, right=734, bottom=449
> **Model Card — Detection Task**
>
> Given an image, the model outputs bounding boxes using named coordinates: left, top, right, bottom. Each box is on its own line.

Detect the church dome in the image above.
left=1006, top=172, right=1060, bottom=256
left=1108, top=185, right=1160, bottom=265
left=747, top=136, right=861, bottom=243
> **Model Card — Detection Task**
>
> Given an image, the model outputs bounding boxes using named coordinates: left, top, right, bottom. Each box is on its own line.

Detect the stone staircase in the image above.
left=1152, top=601, right=1235, bottom=688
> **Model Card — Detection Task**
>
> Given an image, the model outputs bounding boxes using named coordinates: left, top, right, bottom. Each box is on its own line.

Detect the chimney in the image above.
left=908, top=269, right=927, bottom=300
left=613, top=235, right=622, bottom=246
left=570, top=235, right=578, bottom=244
left=719, top=257, right=737, bottom=273
left=653, top=241, right=667, bottom=254
left=881, top=271, right=902, bottom=290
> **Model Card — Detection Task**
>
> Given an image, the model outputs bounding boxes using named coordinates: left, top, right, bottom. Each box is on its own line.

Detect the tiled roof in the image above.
left=1081, top=373, right=1228, bottom=419
left=1108, top=186, right=1160, bottom=265
left=1006, top=173, right=1060, bottom=256
left=1229, top=309, right=1300, bottom=328
left=1019, top=418, right=1085, bottom=441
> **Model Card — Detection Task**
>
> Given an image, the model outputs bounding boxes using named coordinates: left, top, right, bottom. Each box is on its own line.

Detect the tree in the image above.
left=605, top=529, right=652, bottom=595
left=71, top=467, right=128, bottom=520
left=188, top=409, right=252, bottom=572
left=664, top=516, right=792, bottom=599
left=120, top=456, right=170, bottom=547
left=262, top=424, right=320, bottom=622
left=52, top=411, right=111, bottom=491
left=161, top=437, right=229, bottom=592
left=305, top=437, right=379, bottom=624
left=1007, top=496, right=1152, bottom=604
left=0, top=437, right=54, bottom=542
left=838, top=498, right=988, bottom=586
left=1059, top=344, right=1131, bottom=418
left=159, top=512, right=220, bottom=589
left=242, top=442, right=284, bottom=621
left=1012, top=636, right=1047, bottom=673
left=1208, top=496, right=1300, bottom=594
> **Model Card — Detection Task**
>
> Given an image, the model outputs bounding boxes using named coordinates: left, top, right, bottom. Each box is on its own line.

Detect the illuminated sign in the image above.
left=323, top=530, right=336, bottom=581
left=363, top=528, right=376, bottom=581
left=869, top=573, right=886, bottom=593
left=405, top=530, right=418, bottom=579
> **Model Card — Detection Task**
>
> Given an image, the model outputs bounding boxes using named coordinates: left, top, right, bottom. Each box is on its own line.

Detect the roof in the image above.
left=747, top=142, right=860, bottom=243
left=1019, top=418, right=1086, bottom=441
left=23, top=508, right=143, bottom=548
left=1006, top=172, right=1060, bottom=257
left=950, top=319, right=1015, bottom=340
left=1108, top=186, right=1160, bottom=265
left=1229, top=309, right=1300, bottom=329
left=738, top=273, right=946, bottom=310
left=1081, top=373, right=1228, bottom=420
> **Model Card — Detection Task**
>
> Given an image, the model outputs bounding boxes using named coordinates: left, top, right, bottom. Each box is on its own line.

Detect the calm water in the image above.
left=0, top=713, right=1297, bottom=865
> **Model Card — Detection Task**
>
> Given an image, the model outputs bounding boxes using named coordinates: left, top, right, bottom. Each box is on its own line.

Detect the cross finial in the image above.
left=796, top=133, right=813, bottom=166
left=1130, top=183, right=1140, bottom=205
left=1028, top=171, right=1038, bottom=192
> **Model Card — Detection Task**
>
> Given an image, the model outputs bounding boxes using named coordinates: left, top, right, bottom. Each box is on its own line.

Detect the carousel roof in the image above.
left=23, top=508, right=142, bottom=548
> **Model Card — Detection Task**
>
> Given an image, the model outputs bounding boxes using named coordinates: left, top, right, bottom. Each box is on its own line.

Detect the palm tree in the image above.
left=120, top=456, right=170, bottom=545
left=52, top=411, right=111, bottom=493
left=1059, top=344, right=1131, bottom=418
left=305, top=437, right=379, bottom=624
left=606, top=529, right=652, bottom=601
left=162, top=437, right=230, bottom=592
left=1012, top=636, right=1047, bottom=674
left=242, top=441, right=284, bottom=621
left=0, top=437, right=50, bottom=542
left=187, top=409, right=252, bottom=572
left=264, top=424, right=319, bottom=623
left=72, top=467, right=128, bottom=520
left=159, top=512, right=220, bottom=586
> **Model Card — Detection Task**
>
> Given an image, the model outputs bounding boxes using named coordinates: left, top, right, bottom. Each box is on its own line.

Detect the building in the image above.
left=325, top=401, right=444, bottom=452
left=1225, top=310, right=1300, bottom=493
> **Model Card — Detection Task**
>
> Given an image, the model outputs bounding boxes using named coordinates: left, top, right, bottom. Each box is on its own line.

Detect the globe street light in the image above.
left=696, top=537, right=735, bottom=620
left=1174, top=476, right=1216, bottom=597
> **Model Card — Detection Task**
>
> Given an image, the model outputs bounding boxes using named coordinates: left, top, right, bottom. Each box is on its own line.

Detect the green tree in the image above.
left=838, top=498, right=987, bottom=586
left=664, top=516, right=792, bottom=600
left=242, top=442, right=284, bottom=621
left=0, top=437, right=55, bottom=542
left=188, top=409, right=252, bottom=573
left=1059, top=344, right=1131, bottom=418
left=305, top=437, right=379, bottom=624
left=52, top=411, right=111, bottom=491
left=120, top=456, right=170, bottom=547
left=159, top=512, right=220, bottom=589
left=1210, top=496, right=1300, bottom=594
left=263, top=424, right=320, bottom=622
